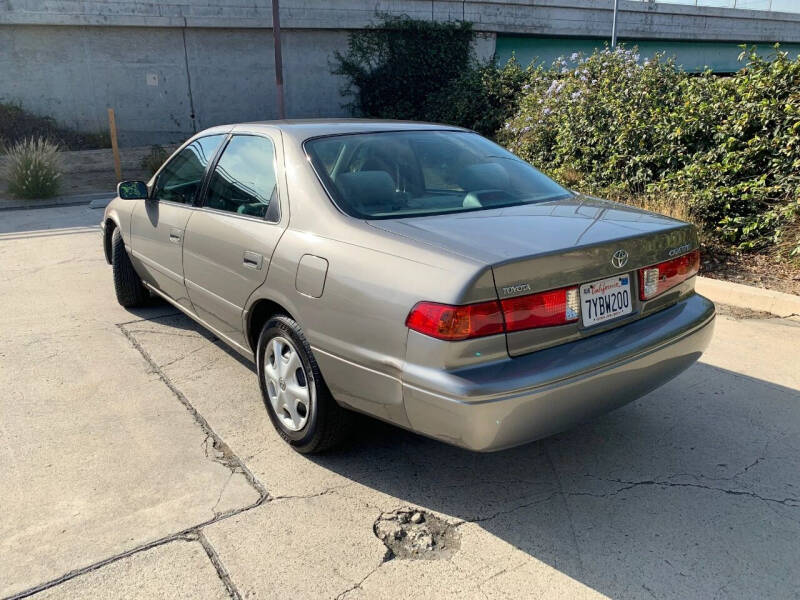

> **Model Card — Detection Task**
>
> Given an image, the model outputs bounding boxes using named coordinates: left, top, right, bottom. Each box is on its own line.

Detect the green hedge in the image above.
left=499, top=46, right=800, bottom=255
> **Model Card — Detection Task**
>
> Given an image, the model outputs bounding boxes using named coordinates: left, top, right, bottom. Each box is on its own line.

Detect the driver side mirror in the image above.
left=117, top=180, right=149, bottom=200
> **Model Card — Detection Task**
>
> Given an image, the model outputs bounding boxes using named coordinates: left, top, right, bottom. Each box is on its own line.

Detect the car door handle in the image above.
left=169, top=228, right=182, bottom=244
left=243, top=251, right=263, bottom=270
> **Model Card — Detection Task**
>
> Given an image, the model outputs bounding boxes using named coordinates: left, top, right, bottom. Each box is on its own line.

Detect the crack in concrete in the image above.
left=5, top=322, right=272, bottom=600
left=270, top=482, right=356, bottom=502
left=211, top=470, right=237, bottom=518
left=123, top=328, right=205, bottom=340
left=202, top=433, right=241, bottom=472
left=573, top=476, right=800, bottom=507
left=476, top=560, right=528, bottom=598
left=158, top=343, right=213, bottom=370
left=5, top=511, right=261, bottom=600
left=545, top=440, right=586, bottom=578
left=739, top=457, right=765, bottom=474
left=197, top=530, right=242, bottom=600
left=453, top=492, right=560, bottom=527
left=117, top=322, right=268, bottom=501
left=176, top=356, right=227, bottom=382
left=334, top=551, right=392, bottom=600
left=330, top=504, right=397, bottom=600
left=113, top=312, right=183, bottom=327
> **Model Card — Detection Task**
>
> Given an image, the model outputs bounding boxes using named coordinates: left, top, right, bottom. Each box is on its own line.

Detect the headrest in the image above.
left=335, top=171, right=396, bottom=212
left=457, top=162, right=509, bottom=191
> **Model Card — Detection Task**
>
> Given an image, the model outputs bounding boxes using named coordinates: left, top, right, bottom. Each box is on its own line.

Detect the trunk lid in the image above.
left=371, top=195, right=698, bottom=355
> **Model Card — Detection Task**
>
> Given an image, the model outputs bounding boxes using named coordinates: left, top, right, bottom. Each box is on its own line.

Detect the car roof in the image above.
left=203, top=119, right=469, bottom=144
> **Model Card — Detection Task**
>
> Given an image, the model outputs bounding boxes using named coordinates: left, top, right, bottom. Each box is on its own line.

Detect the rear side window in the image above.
left=153, top=135, right=225, bottom=204
left=204, top=135, right=278, bottom=219
left=305, top=131, right=570, bottom=219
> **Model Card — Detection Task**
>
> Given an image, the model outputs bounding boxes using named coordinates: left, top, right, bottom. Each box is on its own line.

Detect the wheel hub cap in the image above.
left=264, top=336, right=310, bottom=432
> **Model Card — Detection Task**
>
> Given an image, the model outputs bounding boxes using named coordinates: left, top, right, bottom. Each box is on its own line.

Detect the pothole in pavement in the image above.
left=374, top=509, right=460, bottom=560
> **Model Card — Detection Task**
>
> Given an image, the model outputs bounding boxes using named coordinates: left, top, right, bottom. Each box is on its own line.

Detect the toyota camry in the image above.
left=101, top=120, right=715, bottom=453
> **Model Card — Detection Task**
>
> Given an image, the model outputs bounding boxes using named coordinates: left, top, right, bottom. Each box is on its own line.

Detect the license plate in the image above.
left=580, top=274, right=632, bottom=327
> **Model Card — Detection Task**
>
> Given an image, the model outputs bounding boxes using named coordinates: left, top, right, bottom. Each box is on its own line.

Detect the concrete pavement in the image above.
left=1, top=205, right=798, bottom=599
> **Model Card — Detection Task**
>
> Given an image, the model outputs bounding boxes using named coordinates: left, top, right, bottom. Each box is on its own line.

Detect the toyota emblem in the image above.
left=611, top=249, right=629, bottom=269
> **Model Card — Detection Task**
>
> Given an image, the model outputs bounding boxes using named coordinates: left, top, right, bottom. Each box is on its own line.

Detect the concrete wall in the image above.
left=5, top=1, right=800, bottom=41
left=0, top=24, right=351, bottom=145
left=3, top=1, right=800, bottom=145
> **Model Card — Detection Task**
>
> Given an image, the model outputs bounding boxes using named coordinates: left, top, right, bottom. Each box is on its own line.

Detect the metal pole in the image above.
left=272, top=0, right=286, bottom=119
left=611, top=0, right=619, bottom=49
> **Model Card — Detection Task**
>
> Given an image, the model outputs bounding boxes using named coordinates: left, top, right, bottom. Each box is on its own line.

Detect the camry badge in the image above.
left=668, top=243, right=692, bottom=257
left=611, top=249, right=629, bottom=269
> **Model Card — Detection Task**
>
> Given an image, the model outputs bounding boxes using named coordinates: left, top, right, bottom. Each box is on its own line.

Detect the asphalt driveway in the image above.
left=1, top=205, right=798, bottom=599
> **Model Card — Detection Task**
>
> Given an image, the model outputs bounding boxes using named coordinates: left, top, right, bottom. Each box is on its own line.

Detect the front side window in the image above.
left=204, top=135, right=278, bottom=219
left=304, top=131, right=571, bottom=219
left=152, top=135, right=225, bottom=204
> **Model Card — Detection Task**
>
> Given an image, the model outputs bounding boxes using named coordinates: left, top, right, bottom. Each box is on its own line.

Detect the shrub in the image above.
left=332, top=14, right=526, bottom=138
left=500, top=45, right=800, bottom=256
left=140, top=145, right=169, bottom=176
left=333, top=14, right=474, bottom=121
left=2, top=137, right=62, bottom=199
left=498, top=47, right=686, bottom=194
left=428, top=57, right=530, bottom=138
left=653, top=49, right=800, bottom=252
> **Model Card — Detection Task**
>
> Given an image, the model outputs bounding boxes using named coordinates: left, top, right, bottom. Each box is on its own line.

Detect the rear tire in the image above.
left=256, top=315, right=353, bottom=454
left=111, top=228, right=148, bottom=308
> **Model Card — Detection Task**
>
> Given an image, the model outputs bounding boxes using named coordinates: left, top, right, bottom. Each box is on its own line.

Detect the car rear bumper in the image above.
left=401, top=293, right=715, bottom=452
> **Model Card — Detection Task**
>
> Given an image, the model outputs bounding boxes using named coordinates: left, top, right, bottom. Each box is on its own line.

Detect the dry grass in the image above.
left=2, top=137, right=62, bottom=199
left=601, top=189, right=693, bottom=224
left=776, top=214, right=800, bottom=260
left=558, top=166, right=584, bottom=188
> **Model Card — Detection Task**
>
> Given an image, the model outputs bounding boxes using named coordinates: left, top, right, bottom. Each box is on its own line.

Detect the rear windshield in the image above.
left=304, top=130, right=572, bottom=219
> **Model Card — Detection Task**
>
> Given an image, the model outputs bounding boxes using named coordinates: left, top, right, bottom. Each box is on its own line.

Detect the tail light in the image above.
left=638, top=249, right=700, bottom=301
left=406, top=285, right=579, bottom=341
left=501, top=286, right=579, bottom=331
left=405, top=300, right=504, bottom=341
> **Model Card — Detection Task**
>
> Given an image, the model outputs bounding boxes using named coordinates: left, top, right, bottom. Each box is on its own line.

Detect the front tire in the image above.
left=111, top=228, right=148, bottom=307
left=256, top=315, right=352, bottom=453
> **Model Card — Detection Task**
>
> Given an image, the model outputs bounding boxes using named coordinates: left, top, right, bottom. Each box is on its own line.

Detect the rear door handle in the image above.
left=243, top=251, right=263, bottom=270
left=169, top=228, right=182, bottom=244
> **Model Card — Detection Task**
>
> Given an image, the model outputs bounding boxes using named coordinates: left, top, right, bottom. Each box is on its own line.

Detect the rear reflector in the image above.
left=406, top=285, right=580, bottom=341
left=405, top=300, right=504, bottom=341
left=638, top=249, right=700, bottom=300
left=501, top=286, right=579, bottom=331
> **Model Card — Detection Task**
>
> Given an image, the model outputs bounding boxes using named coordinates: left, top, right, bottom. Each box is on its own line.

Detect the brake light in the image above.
left=406, top=285, right=581, bottom=341
left=638, top=249, right=700, bottom=300
left=501, top=286, right=579, bottom=331
left=405, top=300, right=504, bottom=341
